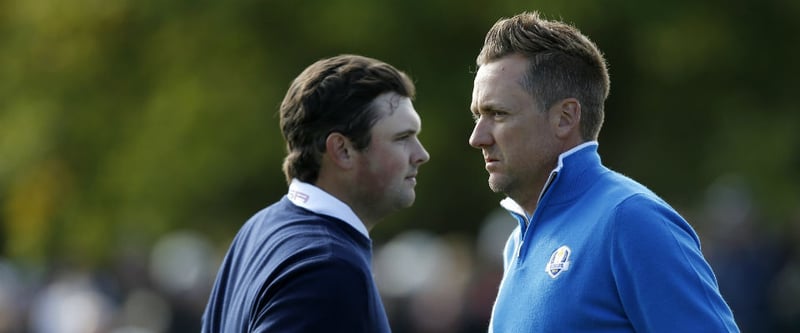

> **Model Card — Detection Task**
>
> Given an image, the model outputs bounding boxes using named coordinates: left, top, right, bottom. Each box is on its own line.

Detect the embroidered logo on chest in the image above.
left=545, top=245, right=572, bottom=278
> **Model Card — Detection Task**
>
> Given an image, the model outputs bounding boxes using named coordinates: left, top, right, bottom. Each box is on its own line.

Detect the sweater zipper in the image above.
left=516, top=171, right=559, bottom=261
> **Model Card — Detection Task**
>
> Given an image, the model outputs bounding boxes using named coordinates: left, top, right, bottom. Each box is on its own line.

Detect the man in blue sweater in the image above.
left=202, top=55, right=430, bottom=332
left=469, top=12, right=740, bottom=332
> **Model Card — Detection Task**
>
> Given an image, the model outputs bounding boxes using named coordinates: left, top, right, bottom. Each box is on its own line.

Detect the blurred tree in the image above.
left=0, top=0, right=797, bottom=270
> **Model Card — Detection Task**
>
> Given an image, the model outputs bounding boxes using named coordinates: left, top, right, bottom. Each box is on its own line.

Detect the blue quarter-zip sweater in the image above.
left=489, top=142, right=739, bottom=332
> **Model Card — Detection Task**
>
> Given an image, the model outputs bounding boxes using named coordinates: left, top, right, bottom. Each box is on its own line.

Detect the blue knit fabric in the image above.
left=489, top=144, right=739, bottom=332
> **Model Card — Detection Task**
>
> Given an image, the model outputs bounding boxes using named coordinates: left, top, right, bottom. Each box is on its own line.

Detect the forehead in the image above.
left=472, top=55, right=532, bottom=109
left=370, top=92, right=420, bottom=130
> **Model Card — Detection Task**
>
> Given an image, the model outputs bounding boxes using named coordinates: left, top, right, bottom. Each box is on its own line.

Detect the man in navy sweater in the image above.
left=202, top=54, right=430, bottom=332
left=469, top=12, right=740, bottom=332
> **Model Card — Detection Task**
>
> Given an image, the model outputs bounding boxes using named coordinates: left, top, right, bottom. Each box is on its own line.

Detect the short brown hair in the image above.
left=279, top=54, right=415, bottom=184
left=477, top=12, right=610, bottom=140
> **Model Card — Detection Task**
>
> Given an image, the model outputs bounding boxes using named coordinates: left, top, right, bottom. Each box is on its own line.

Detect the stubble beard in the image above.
left=396, top=184, right=416, bottom=208
left=369, top=185, right=416, bottom=220
left=488, top=173, right=512, bottom=196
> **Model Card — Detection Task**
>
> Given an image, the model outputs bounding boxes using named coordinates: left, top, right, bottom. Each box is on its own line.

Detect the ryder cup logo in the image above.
left=545, top=245, right=571, bottom=278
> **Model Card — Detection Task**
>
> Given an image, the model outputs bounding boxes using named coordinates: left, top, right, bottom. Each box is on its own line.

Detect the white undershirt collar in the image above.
left=287, top=179, right=370, bottom=239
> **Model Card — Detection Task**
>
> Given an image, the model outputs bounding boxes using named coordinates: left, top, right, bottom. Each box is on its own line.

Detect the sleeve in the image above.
left=610, top=194, right=740, bottom=332
left=249, top=257, right=379, bottom=333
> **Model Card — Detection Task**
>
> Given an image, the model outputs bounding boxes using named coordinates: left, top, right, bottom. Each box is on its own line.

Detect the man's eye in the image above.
left=396, top=133, right=414, bottom=141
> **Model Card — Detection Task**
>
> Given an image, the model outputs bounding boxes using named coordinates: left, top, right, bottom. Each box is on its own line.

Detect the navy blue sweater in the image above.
left=202, top=197, right=390, bottom=332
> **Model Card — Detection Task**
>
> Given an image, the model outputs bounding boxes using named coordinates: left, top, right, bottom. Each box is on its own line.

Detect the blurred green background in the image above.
left=1, top=0, right=799, bottom=332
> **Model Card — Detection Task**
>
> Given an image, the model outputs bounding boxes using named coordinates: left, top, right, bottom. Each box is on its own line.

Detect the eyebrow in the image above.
left=473, top=102, right=509, bottom=114
left=393, top=128, right=420, bottom=138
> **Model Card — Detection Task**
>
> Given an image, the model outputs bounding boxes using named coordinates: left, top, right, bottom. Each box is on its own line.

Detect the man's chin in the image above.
left=488, top=176, right=508, bottom=194
left=398, top=192, right=416, bottom=208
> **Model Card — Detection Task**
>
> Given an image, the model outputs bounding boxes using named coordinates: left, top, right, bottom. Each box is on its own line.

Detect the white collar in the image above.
left=500, top=141, right=599, bottom=221
left=553, top=141, right=598, bottom=173
left=287, top=179, right=370, bottom=238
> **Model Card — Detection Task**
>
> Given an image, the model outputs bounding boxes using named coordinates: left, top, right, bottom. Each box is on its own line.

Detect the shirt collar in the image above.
left=287, top=179, right=370, bottom=239
left=554, top=141, right=598, bottom=173
left=500, top=141, right=599, bottom=220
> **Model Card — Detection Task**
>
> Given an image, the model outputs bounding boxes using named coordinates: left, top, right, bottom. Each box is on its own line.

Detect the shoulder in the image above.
left=609, top=192, right=701, bottom=256
left=240, top=199, right=350, bottom=246
left=585, top=170, right=703, bottom=249
left=590, top=171, right=685, bottom=221
left=296, top=256, right=371, bottom=286
left=229, top=201, right=370, bottom=279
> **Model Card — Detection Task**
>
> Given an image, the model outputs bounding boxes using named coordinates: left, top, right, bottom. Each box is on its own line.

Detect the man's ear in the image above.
left=552, top=98, right=581, bottom=139
left=325, top=132, right=355, bottom=169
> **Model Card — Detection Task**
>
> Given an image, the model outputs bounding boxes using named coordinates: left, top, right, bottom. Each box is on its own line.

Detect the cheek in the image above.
left=501, top=122, right=545, bottom=152
left=364, top=145, right=407, bottom=183
left=495, top=127, right=525, bottom=154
